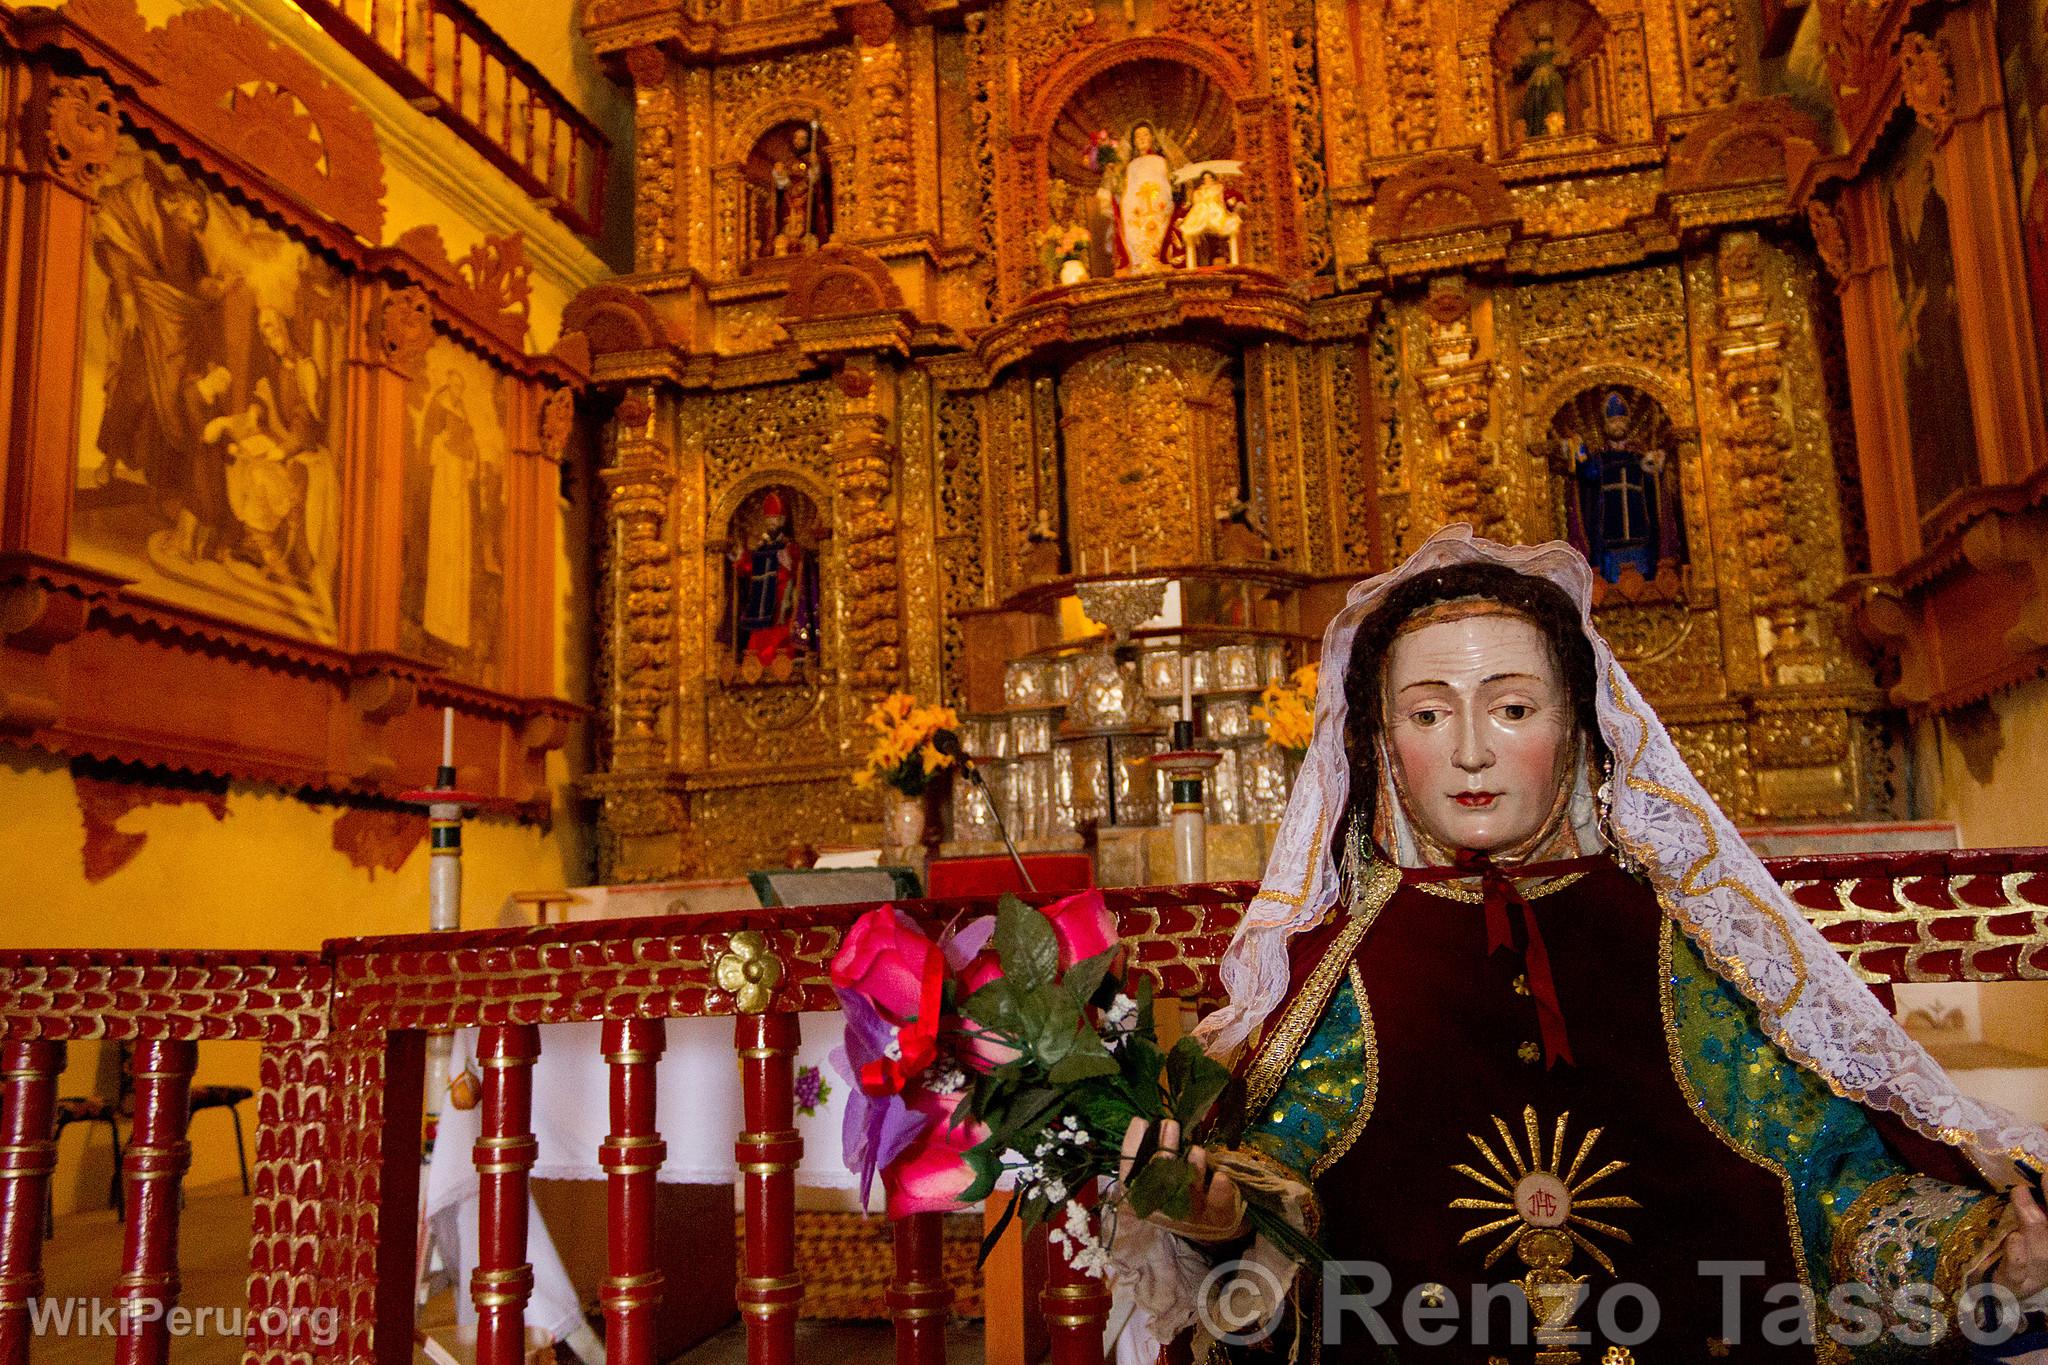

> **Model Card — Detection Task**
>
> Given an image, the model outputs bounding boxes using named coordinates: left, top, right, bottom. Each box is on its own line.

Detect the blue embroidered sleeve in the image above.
left=1242, top=971, right=1374, bottom=1182
left=1667, top=930, right=2005, bottom=1351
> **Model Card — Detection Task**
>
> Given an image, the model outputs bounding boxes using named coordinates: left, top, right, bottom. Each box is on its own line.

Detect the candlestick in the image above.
left=441, top=706, right=454, bottom=771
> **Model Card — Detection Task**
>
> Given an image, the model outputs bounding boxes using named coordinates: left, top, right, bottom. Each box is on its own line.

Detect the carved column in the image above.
left=342, top=283, right=433, bottom=653
left=1414, top=277, right=1503, bottom=537
left=0, top=1041, right=61, bottom=1365
left=624, top=47, right=677, bottom=274
left=1912, top=15, right=2048, bottom=484
left=590, top=384, right=689, bottom=880
left=1709, top=232, right=1819, bottom=685
left=1, top=71, right=117, bottom=558
left=830, top=361, right=903, bottom=691
left=850, top=5, right=912, bottom=241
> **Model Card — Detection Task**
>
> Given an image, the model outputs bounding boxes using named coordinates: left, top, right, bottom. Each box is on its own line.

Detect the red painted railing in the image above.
left=0, top=853, right=2045, bottom=1365
left=291, top=0, right=610, bottom=238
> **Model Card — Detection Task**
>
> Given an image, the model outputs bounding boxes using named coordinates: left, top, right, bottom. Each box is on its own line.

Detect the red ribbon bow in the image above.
left=858, top=947, right=948, bottom=1096
left=1426, top=851, right=1599, bottom=1070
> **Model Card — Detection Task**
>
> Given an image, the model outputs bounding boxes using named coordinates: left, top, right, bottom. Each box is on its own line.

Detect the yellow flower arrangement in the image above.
left=854, top=692, right=962, bottom=797
left=1251, top=663, right=1318, bottom=755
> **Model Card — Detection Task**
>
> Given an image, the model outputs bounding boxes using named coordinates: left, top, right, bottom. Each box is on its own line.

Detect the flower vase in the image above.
left=1058, top=257, right=1089, bottom=286
left=885, top=789, right=926, bottom=852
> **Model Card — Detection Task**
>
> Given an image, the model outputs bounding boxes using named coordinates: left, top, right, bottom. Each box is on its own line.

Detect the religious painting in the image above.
left=1492, top=0, right=1607, bottom=151
left=744, top=120, right=834, bottom=264
left=1047, top=59, right=1239, bottom=277
left=1996, top=0, right=2048, bottom=411
left=398, top=337, right=510, bottom=686
left=1547, top=385, right=1685, bottom=588
left=74, top=137, right=347, bottom=642
left=1883, top=123, right=1982, bottom=525
left=718, top=485, right=824, bottom=684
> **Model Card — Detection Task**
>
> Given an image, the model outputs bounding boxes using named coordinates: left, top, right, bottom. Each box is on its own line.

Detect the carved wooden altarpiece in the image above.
left=569, top=0, right=1901, bottom=881
left=0, top=1, right=586, bottom=818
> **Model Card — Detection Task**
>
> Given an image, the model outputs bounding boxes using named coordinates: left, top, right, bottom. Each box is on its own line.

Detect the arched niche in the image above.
left=715, top=479, right=829, bottom=685
left=1041, top=55, right=1243, bottom=280
left=1544, top=383, right=1689, bottom=592
left=741, top=118, right=837, bottom=269
left=1492, top=0, right=1612, bottom=155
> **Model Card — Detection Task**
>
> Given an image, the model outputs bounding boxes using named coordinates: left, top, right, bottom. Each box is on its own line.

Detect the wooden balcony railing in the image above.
left=0, top=851, right=2045, bottom=1365
left=291, top=0, right=609, bottom=238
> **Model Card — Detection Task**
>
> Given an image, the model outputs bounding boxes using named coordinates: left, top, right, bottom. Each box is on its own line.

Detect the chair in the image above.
left=188, top=1083, right=253, bottom=1195
left=44, top=1096, right=122, bottom=1238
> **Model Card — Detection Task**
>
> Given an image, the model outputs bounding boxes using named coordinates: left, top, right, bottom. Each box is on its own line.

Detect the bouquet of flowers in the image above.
left=1251, top=663, right=1318, bottom=756
left=829, top=891, right=1326, bottom=1275
left=1040, top=222, right=1093, bottom=280
left=852, top=692, right=961, bottom=797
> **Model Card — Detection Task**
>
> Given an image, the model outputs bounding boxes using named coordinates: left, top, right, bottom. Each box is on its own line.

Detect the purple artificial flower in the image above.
left=940, top=914, right=996, bottom=973
left=832, top=986, right=930, bottom=1207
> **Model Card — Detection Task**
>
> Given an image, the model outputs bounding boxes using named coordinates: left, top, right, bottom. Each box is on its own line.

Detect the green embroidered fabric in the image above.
left=1243, top=972, right=1369, bottom=1181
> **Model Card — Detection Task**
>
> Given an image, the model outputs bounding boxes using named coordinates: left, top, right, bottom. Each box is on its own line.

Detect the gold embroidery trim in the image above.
left=1933, top=1190, right=2006, bottom=1308
left=1411, top=872, right=1589, bottom=904
left=1609, top=668, right=1808, bottom=1012
left=1830, top=1173, right=1914, bottom=1293
left=1243, top=861, right=1392, bottom=1116
left=1659, top=919, right=1821, bottom=1359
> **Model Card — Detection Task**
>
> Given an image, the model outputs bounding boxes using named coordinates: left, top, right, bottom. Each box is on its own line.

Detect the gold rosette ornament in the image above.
left=717, top=930, right=785, bottom=1013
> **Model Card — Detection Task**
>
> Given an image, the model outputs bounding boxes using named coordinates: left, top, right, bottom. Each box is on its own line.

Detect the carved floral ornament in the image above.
left=37, top=73, right=120, bottom=197
left=1897, top=31, right=1953, bottom=142
left=715, top=930, right=785, bottom=1013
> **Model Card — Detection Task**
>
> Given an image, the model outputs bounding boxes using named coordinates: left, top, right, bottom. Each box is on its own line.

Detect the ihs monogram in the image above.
left=1452, top=1108, right=1640, bottom=1364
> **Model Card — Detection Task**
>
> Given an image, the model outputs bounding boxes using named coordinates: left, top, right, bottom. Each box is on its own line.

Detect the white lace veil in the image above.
left=1195, top=525, right=2048, bottom=1177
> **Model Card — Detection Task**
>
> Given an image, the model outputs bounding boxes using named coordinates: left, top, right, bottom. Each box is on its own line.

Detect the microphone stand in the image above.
left=944, top=737, right=1036, bottom=892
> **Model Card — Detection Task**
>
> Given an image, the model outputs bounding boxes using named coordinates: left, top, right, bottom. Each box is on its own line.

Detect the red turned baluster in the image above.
left=1040, top=1182, right=1111, bottom=1365
left=471, top=1025, right=540, bottom=1365
left=599, top=1019, right=666, bottom=1365
left=889, top=1212, right=952, bottom=1365
left=115, top=1039, right=196, bottom=1365
left=0, top=1041, right=62, bottom=1365
left=734, top=1013, right=801, bottom=1365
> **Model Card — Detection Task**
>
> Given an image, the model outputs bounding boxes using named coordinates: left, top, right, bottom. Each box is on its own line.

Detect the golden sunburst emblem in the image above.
left=1451, top=1106, right=1639, bottom=1272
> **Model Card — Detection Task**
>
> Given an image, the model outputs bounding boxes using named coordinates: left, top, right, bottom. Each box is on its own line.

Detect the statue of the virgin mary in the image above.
left=1096, top=121, right=1187, bottom=275
left=1112, top=527, right=2048, bottom=1362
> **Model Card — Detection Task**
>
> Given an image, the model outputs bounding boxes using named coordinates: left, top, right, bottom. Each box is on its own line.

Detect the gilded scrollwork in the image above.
left=37, top=73, right=120, bottom=198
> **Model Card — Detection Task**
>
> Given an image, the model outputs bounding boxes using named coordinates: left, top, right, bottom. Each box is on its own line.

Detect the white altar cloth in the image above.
left=424, top=1015, right=865, bottom=1343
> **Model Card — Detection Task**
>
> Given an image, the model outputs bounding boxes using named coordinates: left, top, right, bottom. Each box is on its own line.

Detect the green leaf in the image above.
left=1063, top=946, right=1118, bottom=1012
left=994, top=897, right=1060, bottom=992
left=1123, top=1152, right=1196, bottom=1220
left=1167, top=1036, right=1231, bottom=1129
left=958, top=1141, right=1002, bottom=1205
left=1048, top=1052, right=1121, bottom=1085
left=1033, top=988, right=1081, bottom=1067
left=961, top=977, right=1021, bottom=1030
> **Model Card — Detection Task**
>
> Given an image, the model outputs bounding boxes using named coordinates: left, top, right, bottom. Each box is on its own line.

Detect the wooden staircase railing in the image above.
left=0, top=852, right=2044, bottom=1365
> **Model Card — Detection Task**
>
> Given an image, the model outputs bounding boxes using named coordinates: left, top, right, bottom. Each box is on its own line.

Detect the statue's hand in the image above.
left=1994, top=1178, right=2048, bottom=1302
left=1118, top=1117, right=1246, bottom=1242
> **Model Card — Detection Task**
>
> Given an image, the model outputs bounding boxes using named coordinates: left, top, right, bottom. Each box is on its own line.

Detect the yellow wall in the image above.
left=1910, top=674, right=2048, bottom=848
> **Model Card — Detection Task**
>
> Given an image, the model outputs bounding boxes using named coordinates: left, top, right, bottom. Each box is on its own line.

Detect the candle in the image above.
left=1180, top=649, right=1194, bottom=727
left=1129, top=546, right=1138, bottom=573
left=441, top=706, right=454, bottom=770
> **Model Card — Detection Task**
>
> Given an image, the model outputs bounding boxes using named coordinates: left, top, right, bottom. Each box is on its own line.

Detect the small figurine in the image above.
left=1171, top=162, right=1247, bottom=268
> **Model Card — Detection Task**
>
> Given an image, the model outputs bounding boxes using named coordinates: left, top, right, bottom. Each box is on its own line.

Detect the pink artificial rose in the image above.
left=1043, top=889, right=1119, bottom=972
left=831, top=907, right=941, bottom=1025
left=883, top=1088, right=988, bottom=1218
left=953, top=950, right=1021, bottom=1071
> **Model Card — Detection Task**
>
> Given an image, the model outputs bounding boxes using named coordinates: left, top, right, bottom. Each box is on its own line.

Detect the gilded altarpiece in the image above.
left=575, top=0, right=1897, bottom=879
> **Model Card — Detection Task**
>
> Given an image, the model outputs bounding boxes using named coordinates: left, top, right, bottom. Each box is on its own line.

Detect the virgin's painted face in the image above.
left=1384, top=612, right=1573, bottom=854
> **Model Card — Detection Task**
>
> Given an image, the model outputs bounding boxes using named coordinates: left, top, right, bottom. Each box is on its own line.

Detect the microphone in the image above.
left=933, top=729, right=1036, bottom=892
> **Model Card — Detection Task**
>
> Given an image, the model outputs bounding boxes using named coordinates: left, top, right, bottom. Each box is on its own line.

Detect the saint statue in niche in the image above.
left=1514, top=25, right=1571, bottom=137
left=721, top=486, right=823, bottom=684
left=1495, top=0, right=1604, bottom=150
left=1552, top=387, right=1686, bottom=585
left=747, top=121, right=834, bottom=262
left=1170, top=164, right=1247, bottom=268
left=1110, top=529, right=2048, bottom=1362
left=1094, top=122, right=1188, bottom=274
